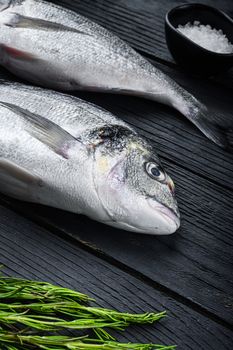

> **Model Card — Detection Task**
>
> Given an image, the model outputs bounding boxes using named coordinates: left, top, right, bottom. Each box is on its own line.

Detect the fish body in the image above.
left=0, top=81, right=180, bottom=234
left=0, top=0, right=230, bottom=148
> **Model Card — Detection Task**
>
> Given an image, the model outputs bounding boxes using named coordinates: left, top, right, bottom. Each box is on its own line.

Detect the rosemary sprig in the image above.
left=0, top=310, right=128, bottom=331
left=0, top=276, right=175, bottom=349
left=0, top=278, right=91, bottom=303
left=0, top=331, right=176, bottom=350
left=0, top=302, right=166, bottom=326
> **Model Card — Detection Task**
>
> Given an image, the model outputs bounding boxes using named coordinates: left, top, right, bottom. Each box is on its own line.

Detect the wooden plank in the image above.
left=0, top=48, right=232, bottom=324
left=1, top=151, right=233, bottom=326
left=49, top=0, right=233, bottom=88
left=0, top=204, right=232, bottom=349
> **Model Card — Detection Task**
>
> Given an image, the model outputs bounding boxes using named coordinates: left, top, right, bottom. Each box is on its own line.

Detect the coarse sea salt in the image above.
left=177, top=21, right=233, bottom=54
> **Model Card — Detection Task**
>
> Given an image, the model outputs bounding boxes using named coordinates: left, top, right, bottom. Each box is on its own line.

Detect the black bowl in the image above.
left=165, top=3, right=233, bottom=76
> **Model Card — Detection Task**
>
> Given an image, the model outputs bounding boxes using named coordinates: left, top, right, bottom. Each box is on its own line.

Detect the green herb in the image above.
left=0, top=301, right=165, bottom=327
left=0, top=278, right=165, bottom=334
left=0, top=276, right=175, bottom=349
left=0, top=331, right=176, bottom=350
left=0, top=277, right=91, bottom=303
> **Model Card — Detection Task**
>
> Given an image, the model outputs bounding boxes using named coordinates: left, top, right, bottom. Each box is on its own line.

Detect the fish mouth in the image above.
left=148, top=199, right=180, bottom=232
left=103, top=201, right=180, bottom=235
left=157, top=206, right=180, bottom=229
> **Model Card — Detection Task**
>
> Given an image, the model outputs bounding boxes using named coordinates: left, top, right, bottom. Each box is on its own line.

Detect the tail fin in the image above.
left=186, top=103, right=233, bottom=151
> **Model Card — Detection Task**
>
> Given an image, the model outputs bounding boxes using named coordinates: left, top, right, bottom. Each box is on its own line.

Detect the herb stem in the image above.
left=0, top=276, right=175, bottom=349
left=0, top=278, right=92, bottom=303
left=0, top=301, right=165, bottom=326
left=0, top=331, right=176, bottom=350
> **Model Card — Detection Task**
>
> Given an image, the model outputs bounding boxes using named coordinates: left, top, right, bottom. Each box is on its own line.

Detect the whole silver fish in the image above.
left=0, top=0, right=230, bottom=148
left=0, top=81, right=180, bottom=234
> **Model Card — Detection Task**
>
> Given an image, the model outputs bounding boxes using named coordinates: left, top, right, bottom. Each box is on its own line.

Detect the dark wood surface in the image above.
left=1, top=205, right=233, bottom=350
left=0, top=0, right=233, bottom=349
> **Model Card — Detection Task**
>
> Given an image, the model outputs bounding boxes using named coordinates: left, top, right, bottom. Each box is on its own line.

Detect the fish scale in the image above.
left=0, top=0, right=230, bottom=147
left=0, top=81, right=127, bottom=134
left=0, top=81, right=180, bottom=234
left=0, top=82, right=124, bottom=212
left=0, top=0, right=192, bottom=96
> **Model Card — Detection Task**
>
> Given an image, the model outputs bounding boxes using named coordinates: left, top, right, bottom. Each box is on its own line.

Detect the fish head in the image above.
left=92, top=126, right=180, bottom=234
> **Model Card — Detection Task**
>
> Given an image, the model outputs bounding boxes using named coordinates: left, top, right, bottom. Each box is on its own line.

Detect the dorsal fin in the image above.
left=6, top=13, right=90, bottom=35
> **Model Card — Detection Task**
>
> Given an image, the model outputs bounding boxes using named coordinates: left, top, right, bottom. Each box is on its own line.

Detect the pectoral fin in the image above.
left=0, top=102, right=79, bottom=158
left=0, top=158, right=42, bottom=201
left=6, top=13, right=90, bottom=35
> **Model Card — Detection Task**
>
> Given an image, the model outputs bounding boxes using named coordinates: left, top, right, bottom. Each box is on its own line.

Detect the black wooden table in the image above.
left=0, top=0, right=233, bottom=349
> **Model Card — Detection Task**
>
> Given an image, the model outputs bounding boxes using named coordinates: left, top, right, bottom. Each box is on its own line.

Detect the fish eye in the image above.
left=145, top=162, right=166, bottom=182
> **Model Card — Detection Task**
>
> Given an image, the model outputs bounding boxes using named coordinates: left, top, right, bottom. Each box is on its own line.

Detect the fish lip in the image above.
left=148, top=200, right=180, bottom=230
left=103, top=202, right=180, bottom=234
left=157, top=206, right=180, bottom=229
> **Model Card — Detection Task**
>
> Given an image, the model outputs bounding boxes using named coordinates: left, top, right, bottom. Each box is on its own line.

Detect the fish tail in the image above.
left=184, top=101, right=233, bottom=150
left=151, top=72, right=233, bottom=150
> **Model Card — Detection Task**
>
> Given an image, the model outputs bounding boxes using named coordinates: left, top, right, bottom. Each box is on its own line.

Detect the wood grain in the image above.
left=0, top=204, right=233, bottom=350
